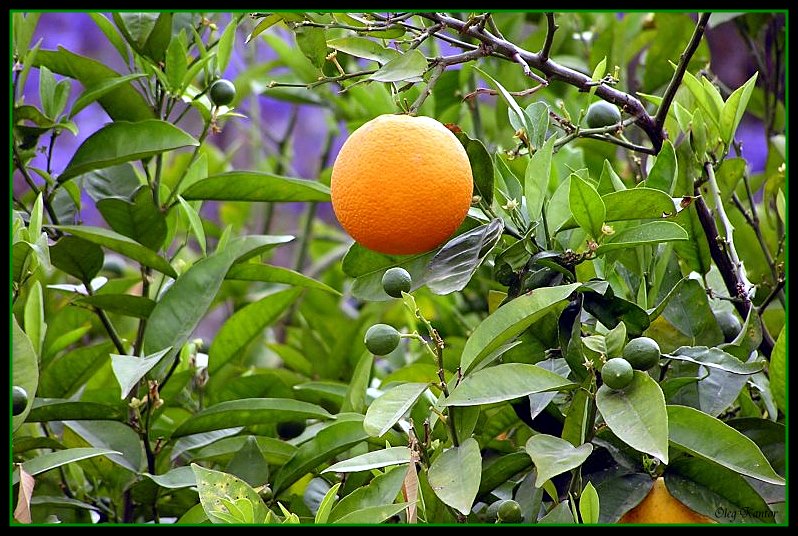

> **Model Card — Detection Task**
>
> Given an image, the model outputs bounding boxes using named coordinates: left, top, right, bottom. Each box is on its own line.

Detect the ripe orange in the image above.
left=618, top=477, right=715, bottom=524
left=331, top=114, right=474, bottom=255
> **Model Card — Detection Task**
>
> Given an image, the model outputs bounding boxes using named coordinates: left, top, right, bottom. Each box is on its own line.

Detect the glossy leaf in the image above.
left=110, top=347, right=172, bottom=398
left=23, top=280, right=45, bottom=358
left=425, top=219, right=503, bottom=295
left=323, top=447, right=411, bottom=474
left=26, top=399, right=126, bottom=422
left=74, top=294, right=155, bottom=319
left=667, top=405, right=784, bottom=485
left=460, top=283, right=581, bottom=374
left=226, top=263, right=340, bottom=295
left=49, top=235, right=104, bottom=282
left=427, top=437, right=481, bottom=516
left=13, top=448, right=121, bottom=485
left=596, top=371, right=669, bottom=463
left=333, top=502, right=410, bottom=524
left=52, top=225, right=176, bottom=278
left=340, top=352, right=372, bottom=414
left=177, top=196, right=207, bottom=255
left=539, top=499, right=575, bottom=523
left=477, top=451, right=532, bottom=498
left=579, top=481, right=600, bottom=524
left=81, top=163, right=142, bottom=202
left=329, top=465, right=408, bottom=522
left=142, top=235, right=293, bottom=377
left=60, top=119, right=198, bottom=181
left=525, top=134, right=556, bottom=221
left=473, top=66, right=528, bottom=136
left=314, top=482, right=342, bottom=524
left=12, top=318, right=38, bottom=431
left=172, top=398, right=332, bottom=437
left=97, top=186, right=167, bottom=250
left=595, top=221, right=687, bottom=255
left=456, top=132, right=494, bottom=206
left=64, top=420, right=143, bottom=473
left=225, top=435, right=270, bottom=487
left=368, top=49, right=426, bottom=82
left=662, top=278, right=723, bottom=345
left=272, top=418, right=369, bottom=494
left=594, top=473, right=653, bottom=523
left=526, top=434, right=593, bottom=487
left=720, top=73, right=758, bottom=146
left=669, top=346, right=764, bottom=375
left=295, top=26, right=327, bottom=69
left=208, top=288, right=302, bottom=373
left=769, top=328, right=786, bottom=415
left=32, top=47, right=153, bottom=122
left=445, top=363, right=573, bottom=406
left=69, top=73, right=147, bottom=118
left=181, top=172, right=330, bottom=202
left=644, top=139, right=677, bottom=194
left=569, top=174, right=605, bottom=239
left=363, top=383, right=429, bottom=437
left=327, top=36, right=399, bottom=63
left=144, top=466, right=196, bottom=489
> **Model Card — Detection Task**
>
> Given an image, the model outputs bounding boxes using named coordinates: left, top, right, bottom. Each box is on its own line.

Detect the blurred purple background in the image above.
left=14, top=13, right=773, bottom=230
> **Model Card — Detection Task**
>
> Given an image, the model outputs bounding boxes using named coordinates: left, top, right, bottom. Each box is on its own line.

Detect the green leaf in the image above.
left=644, top=140, right=677, bottom=194
left=425, top=219, right=503, bottom=295
left=368, top=49, right=427, bottom=83
left=524, top=101, right=550, bottom=151
left=64, top=420, right=143, bottom=473
left=455, top=132, right=494, bottom=206
left=596, top=371, right=669, bottom=463
left=323, top=447, right=411, bottom=474
left=363, top=382, right=429, bottom=437
left=295, top=26, right=327, bottom=69
left=26, top=399, right=126, bottom=422
left=445, top=363, right=574, bottom=406
left=181, top=171, right=330, bottom=202
left=539, top=499, right=576, bottom=523
left=110, top=347, right=172, bottom=398
left=12, top=317, right=38, bottom=432
left=473, top=66, right=528, bottom=136
left=314, top=482, right=341, bottom=524
left=52, top=225, right=176, bottom=278
left=176, top=197, right=206, bottom=255
left=165, top=30, right=188, bottom=94
left=662, top=278, right=723, bottom=345
left=477, top=451, right=533, bottom=498
left=216, top=18, right=238, bottom=73
left=59, top=119, right=198, bottom=182
left=142, top=235, right=293, bottom=376
left=327, top=36, right=399, bottom=63
left=349, top=247, right=436, bottom=302
left=245, top=14, right=283, bottom=43
left=329, top=465, right=408, bottom=522
left=69, top=73, right=147, bottom=118
left=769, top=328, right=786, bottom=415
left=172, top=398, right=332, bottom=438
left=226, top=263, right=340, bottom=295
left=38, top=342, right=113, bottom=398
left=208, top=288, right=302, bottom=373
left=333, top=502, right=410, bottom=524
left=569, top=174, right=606, bottom=239
left=144, top=466, right=196, bottom=489
left=191, top=435, right=296, bottom=466
left=525, top=434, right=593, bottom=487
left=87, top=13, right=129, bottom=64
left=579, top=481, right=600, bottom=524
left=97, top=186, right=167, bottom=251
left=81, top=163, right=142, bottom=202
left=427, top=437, right=481, bottom=516
left=341, top=352, right=372, bottom=415
left=23, top=280, right=45, bottom=358
left=525, top=134, right=556, bottom=222
left=13, top=448, right=121, bottom=485
left=595, top=221, right=687, bottom=255
left=74, top=294, right=156, bottom=319
left=720, top=73, right=758, bottom=146
left=667, top=405, right=784, bottom=485
left=49, top=235, right=104, bottom=282
left=273, top=418, right=369, bottom=494
left=593, top=473, right=653, bottom=523
left=666, top=457, right=774, bottom=524
left=669, top=346, right=764, bottom=375
left=32, top=47, right=153, bottom=122
left=225, top=435, right=270, bottom=487
left=13, top=13, right=41, bottom=61
left=192, top=464, right=269, bottom=524
left=460, top=283, right=581, bottom=374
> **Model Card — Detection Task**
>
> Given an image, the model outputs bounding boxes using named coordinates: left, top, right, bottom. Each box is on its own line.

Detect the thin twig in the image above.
left=541, top=13, right=558, bottom=62
left=757, top=278, right=785, bottom=313
left=463, top=83, right=547, bottom=101
left=654, top=12, right=711, bottom=131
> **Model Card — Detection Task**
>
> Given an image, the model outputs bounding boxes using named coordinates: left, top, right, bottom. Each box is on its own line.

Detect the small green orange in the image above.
left=382, top=267, right=412, bottom=298
left=209, top=79, right=236, bottom=106
left=12, top=386, right=29, bottom=416
left=622, top=337, right=661, bottom=371
left=585, top=100, right=621, bottom=128
left=601, top=358, right=634, bottom=390
left=497, top=499, right=523, bottom=523
left=364, top=324, right=400, bottom=355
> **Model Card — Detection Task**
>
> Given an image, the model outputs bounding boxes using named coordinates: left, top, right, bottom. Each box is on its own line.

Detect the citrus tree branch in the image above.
left=418, top=12, right=665, bottom=153
left=540, top=12, right=558, bottom=62
left=654, top=12, right=711, bottom=131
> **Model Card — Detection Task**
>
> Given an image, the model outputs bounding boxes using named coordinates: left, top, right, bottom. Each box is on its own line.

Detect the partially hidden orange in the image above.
left=331, top=114, right=474, bottom=255
left=618, top=477, right=716, bottom=524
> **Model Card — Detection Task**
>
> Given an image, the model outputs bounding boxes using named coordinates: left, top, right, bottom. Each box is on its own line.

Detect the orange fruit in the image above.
left=618, top=477, right=715, bottom=524
left=331, top=114, right=474, bottom=255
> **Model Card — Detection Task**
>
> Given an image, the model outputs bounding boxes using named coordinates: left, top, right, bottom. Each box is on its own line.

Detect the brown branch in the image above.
left=654, top=12, right=711, bottom=131
left=419, top=12, right=665, bottom=153
left=541, top=13, right=558, bottom=62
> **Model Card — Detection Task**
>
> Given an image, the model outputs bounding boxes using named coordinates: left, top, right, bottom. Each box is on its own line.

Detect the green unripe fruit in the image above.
left=715, top=310, right=742, bottom=342
left=622, top=337, right=661, bottom=371
left=12, top=385, right=29, bottom=416
left=585, top=100, right=621, bottom=128
left=497, top=499, right=523, bottom=523
left=364, top=324, right=400, bottom=355
left=381, top=267, right=412, bottom=298
left=601, top=358, right=634, bottom=390
left=258, top=486, right=273, bottom=502
left=276, top=420, right=306, bottom=439
left=209, top=79, right=236, bottom=106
